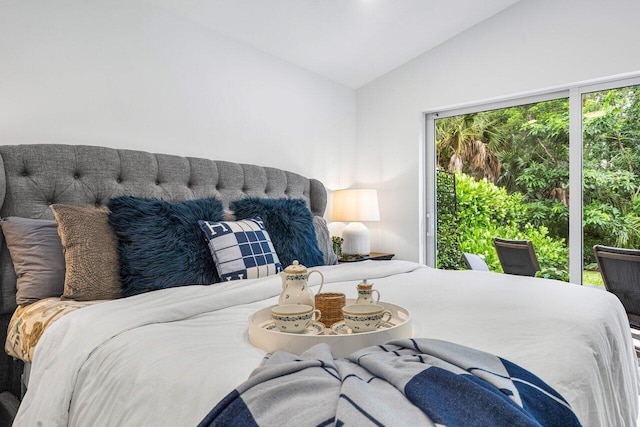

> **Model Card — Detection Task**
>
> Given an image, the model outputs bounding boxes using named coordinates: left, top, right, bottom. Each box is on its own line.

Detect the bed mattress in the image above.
left=13, top=260, right=639, bottom=426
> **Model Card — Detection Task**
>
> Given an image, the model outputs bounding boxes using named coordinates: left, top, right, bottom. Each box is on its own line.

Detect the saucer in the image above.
left=259, top=320, right=325, bottom=335
left=330, top=321, right=395, bottom=335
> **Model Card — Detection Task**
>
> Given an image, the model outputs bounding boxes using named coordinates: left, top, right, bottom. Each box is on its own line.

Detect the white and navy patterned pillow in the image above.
left=198, top=217, right=282, bottom=281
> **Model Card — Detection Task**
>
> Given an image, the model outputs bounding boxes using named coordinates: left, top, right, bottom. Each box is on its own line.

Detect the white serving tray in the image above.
left=248, top=299, right=413, bottom=358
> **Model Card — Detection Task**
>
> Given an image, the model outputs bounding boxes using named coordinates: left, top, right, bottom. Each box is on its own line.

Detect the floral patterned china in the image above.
left=260, top=320, right=325, bottom=335
left=270, top=304, right=322, bottom=333
left=341, top=304, right=392, bottom=333
left=330, top=321, right=394, bottom=335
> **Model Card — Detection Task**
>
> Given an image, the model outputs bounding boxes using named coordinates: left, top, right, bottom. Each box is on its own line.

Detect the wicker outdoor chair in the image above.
left=462, top=253, right=490, bottom=271
left=493, top=238, right=541, bottom=277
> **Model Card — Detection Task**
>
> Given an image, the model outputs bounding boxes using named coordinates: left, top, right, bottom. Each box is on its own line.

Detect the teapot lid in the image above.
left=357, top=279, right=373, bottom=289
left=284, top=260, right=307, bottom=274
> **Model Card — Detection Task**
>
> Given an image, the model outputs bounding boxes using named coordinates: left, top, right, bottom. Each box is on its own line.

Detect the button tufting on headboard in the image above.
left=0, top=144, right=327, bottom=319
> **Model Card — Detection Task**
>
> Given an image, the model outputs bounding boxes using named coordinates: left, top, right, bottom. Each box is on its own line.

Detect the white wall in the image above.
left=0, top=0, right=356, bottom=193
left=5, top=0, right=640, bottom=262
left=357, top=0, right=640, bottom=262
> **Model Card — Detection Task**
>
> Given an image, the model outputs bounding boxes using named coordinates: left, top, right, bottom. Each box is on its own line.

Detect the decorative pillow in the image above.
left=230, top=198, right=324, bottom=268
left=198, top=217, right=282, bottom=281
left=6, top=296, right=104, bottom=362
left=313, top=216, right=338, bottom=265
left=51, top=204, right=122, bottom=301
left=1, top=217, right=66, bottom=305
left=107, top=196, right=224, bottom=297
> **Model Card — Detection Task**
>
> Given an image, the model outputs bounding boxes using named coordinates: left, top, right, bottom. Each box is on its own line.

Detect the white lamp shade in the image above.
left=332, top=189, right=380, bottom=222
left=332, top=189, right=380, bottom=256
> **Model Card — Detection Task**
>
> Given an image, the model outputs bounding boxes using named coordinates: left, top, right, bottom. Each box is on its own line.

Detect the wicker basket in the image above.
left=315, top=292, right=346, bottom=327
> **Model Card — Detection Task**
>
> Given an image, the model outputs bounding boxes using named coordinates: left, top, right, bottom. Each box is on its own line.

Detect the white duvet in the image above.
left=14, top=261, right=639, bottom=426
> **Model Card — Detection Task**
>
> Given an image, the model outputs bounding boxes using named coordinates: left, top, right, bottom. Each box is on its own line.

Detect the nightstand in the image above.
left=368, top=252, right=395, bottom=260
left=338, top=252, right=395, bottom=263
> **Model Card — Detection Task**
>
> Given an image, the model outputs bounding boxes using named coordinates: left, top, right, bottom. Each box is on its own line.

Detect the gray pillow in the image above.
left=1, top=217, right=66, bottom=305
left=313, top=216, right=338, bottom=265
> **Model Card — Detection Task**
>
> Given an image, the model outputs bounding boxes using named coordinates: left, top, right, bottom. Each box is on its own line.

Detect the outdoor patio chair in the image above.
left=462, top=253, right=490, bottom=271
left=493, top=238, right=541, bottom=277
left=594, top=244, right=640, bottom=357
left=593, top=245, right=640, bottom=328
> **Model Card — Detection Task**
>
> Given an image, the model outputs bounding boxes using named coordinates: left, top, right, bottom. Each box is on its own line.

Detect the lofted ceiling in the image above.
left=144, top=0, right=521, bottom=89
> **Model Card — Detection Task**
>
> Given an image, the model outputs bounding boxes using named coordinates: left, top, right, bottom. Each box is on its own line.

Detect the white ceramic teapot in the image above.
left=278, top=260, right=324, bottom=307
left=356, top=279, right=380, bottom=304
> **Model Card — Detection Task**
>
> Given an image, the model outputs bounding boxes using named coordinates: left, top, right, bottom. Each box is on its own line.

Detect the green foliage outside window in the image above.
left=436, top=171, right=459, bottom=269
left=454, top=173, right=568, bottom=281
left=435, top=85, right=640, bottom=282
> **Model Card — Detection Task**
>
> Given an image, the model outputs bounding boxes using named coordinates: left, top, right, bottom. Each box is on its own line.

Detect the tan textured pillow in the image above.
left=51, top=204, right=122, bottom=301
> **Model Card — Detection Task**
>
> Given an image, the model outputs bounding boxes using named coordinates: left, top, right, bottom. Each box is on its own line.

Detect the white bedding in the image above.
left=14, top=260, right=639, bottom=426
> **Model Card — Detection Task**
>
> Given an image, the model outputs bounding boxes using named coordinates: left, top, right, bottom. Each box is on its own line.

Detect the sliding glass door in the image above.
left=432, top=100, right=569, bottom=279
left=581, top=83, right=640, bottom=285
left=424, top=74, right=640, bottom=284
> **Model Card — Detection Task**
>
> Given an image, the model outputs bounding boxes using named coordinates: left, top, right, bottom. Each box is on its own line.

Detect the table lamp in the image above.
left=332, top=189, right=380, bottom=256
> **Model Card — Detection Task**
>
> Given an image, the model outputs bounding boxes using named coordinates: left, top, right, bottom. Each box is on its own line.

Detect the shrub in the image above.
left=451, top=172, right=569, bottom=279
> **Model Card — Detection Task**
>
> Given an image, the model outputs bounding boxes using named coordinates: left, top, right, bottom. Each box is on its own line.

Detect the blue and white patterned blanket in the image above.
left=199, top=338, right=581, bottom=426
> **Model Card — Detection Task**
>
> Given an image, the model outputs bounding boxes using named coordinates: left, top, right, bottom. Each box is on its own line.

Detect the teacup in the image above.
left=342, top=304, right=392, bottom=333
left=271, top=304, right=321, bottom=333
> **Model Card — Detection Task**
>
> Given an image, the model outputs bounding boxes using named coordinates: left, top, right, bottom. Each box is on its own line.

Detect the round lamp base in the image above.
left=341, top=222, right=370, bottom=256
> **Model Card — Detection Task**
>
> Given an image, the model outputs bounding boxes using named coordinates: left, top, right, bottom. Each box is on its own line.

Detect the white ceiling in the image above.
left=144, top=0, right=521, bottom=89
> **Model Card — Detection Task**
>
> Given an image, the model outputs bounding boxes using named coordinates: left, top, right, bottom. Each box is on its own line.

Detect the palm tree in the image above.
left=436, top=113, right=502, bottom=182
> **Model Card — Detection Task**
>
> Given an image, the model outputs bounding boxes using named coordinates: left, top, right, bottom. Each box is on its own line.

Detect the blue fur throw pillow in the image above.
left=229, top=198, right=324, bottom=268
left=107, top=196, right=224, bottom=297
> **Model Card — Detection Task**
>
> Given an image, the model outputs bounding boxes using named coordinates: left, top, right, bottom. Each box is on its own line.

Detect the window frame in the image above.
left=421, top=72, right=640, bottom=284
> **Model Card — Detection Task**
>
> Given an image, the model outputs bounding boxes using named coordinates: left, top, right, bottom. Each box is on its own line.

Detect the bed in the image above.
left=0, top=144, right=637, bottom=426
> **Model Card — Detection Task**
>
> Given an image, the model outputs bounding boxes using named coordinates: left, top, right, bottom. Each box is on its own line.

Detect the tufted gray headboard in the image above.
left=0, top=144, right=327, bottom=395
